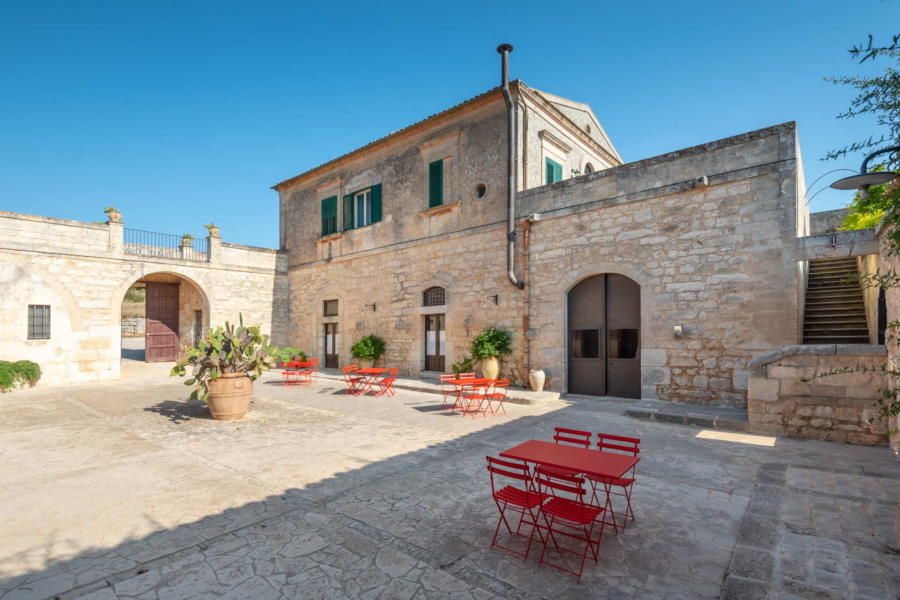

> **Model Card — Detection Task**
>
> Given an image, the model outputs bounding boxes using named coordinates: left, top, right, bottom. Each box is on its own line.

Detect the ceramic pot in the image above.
left=105, top=210, right=122, bottom=223
left=358, top=358, right=374, bottom=369
left=529, top=369, right=546, bottom=392
left=206, top=372, right=252, bottom=420
left=481, top=356, right=499, bottom=380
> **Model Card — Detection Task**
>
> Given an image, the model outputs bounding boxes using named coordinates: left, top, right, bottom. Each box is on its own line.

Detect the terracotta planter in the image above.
left=357, top=358, right=374, bottom=369
left=481, top=356, right=499, bottom=380
left=529, top=369, right=546, bottom=392
left=206, top=372, right=253, bottom=421
left=105, top=211, right=122, bottom=223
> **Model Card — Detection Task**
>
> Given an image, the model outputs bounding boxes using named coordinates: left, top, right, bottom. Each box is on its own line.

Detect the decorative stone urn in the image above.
left=481, top=356, right=499, bottom=380
left=104, top=209, right=122, bottom=223
left=529, top=369, right=546, bottom=392
left=206, top=373, right=252, bottom=420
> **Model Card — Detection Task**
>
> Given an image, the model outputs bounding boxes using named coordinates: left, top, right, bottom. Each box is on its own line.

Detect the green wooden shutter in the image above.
left=321, top=196, right=337, bottom=236
left=545, top=158, right=562, bottom=184
left=371, top=184, right=382, bottom=223
left=554, top=161, right=563, bottom=182
left=342, top=194, right=354, bottom=230
left=428, top=160, right=444, bottom=207
left=545, top=158, right=554, bottom=185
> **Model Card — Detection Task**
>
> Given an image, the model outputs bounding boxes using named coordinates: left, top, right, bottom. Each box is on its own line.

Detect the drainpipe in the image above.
left=498, top=43, right=525, bottom=290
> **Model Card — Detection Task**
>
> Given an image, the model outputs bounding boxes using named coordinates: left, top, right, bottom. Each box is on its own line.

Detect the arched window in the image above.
left=584, top=163, right=595, bottom=175
left=423, top=286, right=446, bottom=306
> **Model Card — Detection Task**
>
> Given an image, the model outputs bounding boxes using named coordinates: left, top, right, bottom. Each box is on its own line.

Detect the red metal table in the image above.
left=356, top=367, right=388, bottom=393
left=444, top=378, right=492, bottom=411
left=500, top=439, right=639, bottom=480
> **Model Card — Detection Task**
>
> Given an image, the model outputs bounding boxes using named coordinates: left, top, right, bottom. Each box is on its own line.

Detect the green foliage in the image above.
left=272, top=347, right=308, bottom=363
left=170, top=315, right=276, bottom=402
left=470, top=328, right=512, bottom=359
left=124, top=286, right=145, bottom=303
left=350, top=335, right=386, bottom=360
left=0, top=360, right=42, bottom=390
left=181, top=233, right=193, bottom=240
left=104, top=206, right=119, bottom=213
left=451, top=356, right=473, bottom=377
left=204, top=223, right=218, bottom=231
left=840, top=170, right=898, bottom=231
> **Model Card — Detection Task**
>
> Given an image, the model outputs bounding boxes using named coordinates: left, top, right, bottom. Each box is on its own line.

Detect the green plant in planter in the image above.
left=181, top=233, right=193, bottom=241
left=470, top=328, right=512, bottom=359
left=351, top=334, right=386, bottom=361
left=170, top=316, right=276, bottom=401
left=451, top=356, right=473, bottom=377
left=0, top=360, right=42, bottom=391
left=272, top=346, right=308, bottom=363
left=104, top=206, right=119, bottom=214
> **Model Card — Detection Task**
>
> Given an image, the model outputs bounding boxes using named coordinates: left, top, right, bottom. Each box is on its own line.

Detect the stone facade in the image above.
left=277, top=76, right=806, bottom=406
left=0, top=211, right=287, bottom=386
left=747, top=345, right=888, bottom=445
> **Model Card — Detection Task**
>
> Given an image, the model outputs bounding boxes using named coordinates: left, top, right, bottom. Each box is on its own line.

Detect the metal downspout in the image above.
left=497, top=43, right=525, bottom=290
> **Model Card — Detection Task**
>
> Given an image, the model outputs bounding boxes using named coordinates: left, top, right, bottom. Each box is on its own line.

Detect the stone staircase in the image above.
left=803, top=257, right=869, bottom=344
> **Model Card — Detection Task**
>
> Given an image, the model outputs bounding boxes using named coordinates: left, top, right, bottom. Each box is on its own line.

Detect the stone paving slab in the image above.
left=623, top=398, right=749, bottom=432
left=0, top=373, right=897, bottom=599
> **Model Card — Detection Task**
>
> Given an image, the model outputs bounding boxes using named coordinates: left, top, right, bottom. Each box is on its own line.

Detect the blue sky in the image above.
left=1, top=1, right=897, bottom=247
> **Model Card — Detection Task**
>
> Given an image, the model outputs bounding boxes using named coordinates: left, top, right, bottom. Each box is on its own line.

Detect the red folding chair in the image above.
left=281, top=360, right=305, bottom=385
left=538, top=427, right=591, bottom=478
left=486, top=456, right=547, bottom=559
left=535, top=470, right=605, bottom=579
left=460, top=382, right=491, bottom=417
left=342, top=364, right=364, bottom=396
left=484, top=379, right=509, bottom=416
left=439, top=373, right=459, bottom=409
left=586, top=433, right=640, bottom=533
left=373, top=367, right=399, bottom=397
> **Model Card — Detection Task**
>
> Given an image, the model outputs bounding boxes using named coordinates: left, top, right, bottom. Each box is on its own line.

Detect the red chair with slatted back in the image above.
left=586, top=433, right=640, bottom=532
left=373, top=367, right=399, bottom=397
left=439, top=373, right=458, bottom=409
left=537, top=427, right=591, bottom=478
left=486, top=455, right=547, bottom=559
left=534, top=469, right=605, bottom=579
left=342, top=364, right=364, bottom=395
left=484, top=379, right=509, bottom=416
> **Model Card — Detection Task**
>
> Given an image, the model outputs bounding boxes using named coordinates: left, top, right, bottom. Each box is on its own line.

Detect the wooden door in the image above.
left=145, top=282, right=179, bottom=362
left=605, top=274, right=641, bottom=398
left=324, top=323, right=338, bottom=368
left=424, top=314, right=445, bottom=371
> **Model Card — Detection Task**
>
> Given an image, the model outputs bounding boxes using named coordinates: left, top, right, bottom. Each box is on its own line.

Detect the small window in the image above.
left=423, top=286, right=446, bottom=307
left=323, top=299, right=338, bottom=317
left=27, top=304, right=50, bottom=340
left=320, top=196, right=338, bottom=236
left=428, top=159, right=444, bottom=207
left=608, top=329, right=639, bottom=359
left=571, top=329, right=599, bottom=358
left=545, top=158, right=563, bottom=185
left=355, top=190, right=372, bottom=228
left=474, top=183, right=486, bottom=198
left=584, top=163, right=595, bottom=175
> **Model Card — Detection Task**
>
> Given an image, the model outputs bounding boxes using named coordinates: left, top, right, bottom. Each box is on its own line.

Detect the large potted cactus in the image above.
left=170, top=316, right=275, bottom=420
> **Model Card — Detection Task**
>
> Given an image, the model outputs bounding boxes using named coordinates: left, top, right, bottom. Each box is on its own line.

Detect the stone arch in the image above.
left=0, top=256, right=84, bottom=330
left=109, top=268, right=212, bottom=328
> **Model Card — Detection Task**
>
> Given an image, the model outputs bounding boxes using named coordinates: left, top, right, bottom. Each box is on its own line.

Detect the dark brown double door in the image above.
left=145, top=282, right=179, bottom=362
left=568, top=274, right=641, bottom=398
left=424, top=314, right=445, bottom=372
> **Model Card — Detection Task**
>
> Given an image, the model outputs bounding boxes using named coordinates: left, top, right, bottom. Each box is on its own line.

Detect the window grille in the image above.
left=423, top=287, right=446, bottom=307
left=27, top=304, right=50, bottom=339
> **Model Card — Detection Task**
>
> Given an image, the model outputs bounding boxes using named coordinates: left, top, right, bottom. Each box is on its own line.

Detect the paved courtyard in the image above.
left=1, top=373, right=898, bottom=600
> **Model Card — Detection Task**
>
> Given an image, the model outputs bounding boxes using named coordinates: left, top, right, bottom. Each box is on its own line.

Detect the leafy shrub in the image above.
left=272, top=347, right=308, bottom=363
left=451, top=356, right=473, bottom=377
left=0, top=360, right=42, bottom=391
left=470, top=328, right=512, bottom=359
left=351, top=335, right=386, bottom=360
left=170, top=316, right=276, bottom=401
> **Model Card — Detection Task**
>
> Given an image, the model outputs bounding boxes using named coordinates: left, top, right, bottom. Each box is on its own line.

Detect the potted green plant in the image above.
left=204, top=222, right=220, bottom=237
left=170, top=317, right=276, bottom=421
left=351, top=334, right=386, bottom=369
left=104, top=206, right=122, bottom=223
left=181, top=233, right=193, bottom=246
left=451, top=356, right=473, bottom=377
left=470, top=328, right=512, bottom=380
left=272, top=346, right=308, bottom=367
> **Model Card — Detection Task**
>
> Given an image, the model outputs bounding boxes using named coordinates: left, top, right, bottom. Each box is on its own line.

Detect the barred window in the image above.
left=423, top=287, right=446, bottom=307
left=28, top=305, right=50, bottom=340
left=323, top=299, right=338, bottom=317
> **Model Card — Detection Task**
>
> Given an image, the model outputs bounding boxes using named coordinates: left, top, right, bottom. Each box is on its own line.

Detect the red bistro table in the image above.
left=355, top=367, right=388, bottom=393
left=444, top=378, right=493, bottom=411
left=500, top=440, right=639, bottom=480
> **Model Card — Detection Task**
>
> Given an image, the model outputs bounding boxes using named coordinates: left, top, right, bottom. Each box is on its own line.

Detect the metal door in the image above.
left=568, top=274, right=640, bottom=398
left=424, top=314, right=445, bottom=371
left=324, top=323, right=338, bottom=368
left=145, top=282, right=179, bottom=362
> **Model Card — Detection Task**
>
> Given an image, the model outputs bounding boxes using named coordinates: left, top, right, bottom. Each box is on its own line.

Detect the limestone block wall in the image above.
left=877, top=227, right=900, bottom=451
left=747, top=345, right=888, bottom=445
left=0, top=211, right=285, bottom=386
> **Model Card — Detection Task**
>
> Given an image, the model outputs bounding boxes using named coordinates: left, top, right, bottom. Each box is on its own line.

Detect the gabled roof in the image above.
left=529, top=87, right=622, bottom=163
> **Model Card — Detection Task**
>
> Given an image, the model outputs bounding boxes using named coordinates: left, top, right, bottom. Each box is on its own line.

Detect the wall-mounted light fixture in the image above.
left=673, top=325, right=684, bottom=339
left=364, top=303, right=377, bottom=312
left=571, top=168, right=581, bottom=176
left=488, top=294, right=499, bottom=305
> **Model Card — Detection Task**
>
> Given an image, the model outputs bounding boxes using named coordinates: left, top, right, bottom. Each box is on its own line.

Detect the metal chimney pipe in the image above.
left=497, top=43, right=525, bottom=290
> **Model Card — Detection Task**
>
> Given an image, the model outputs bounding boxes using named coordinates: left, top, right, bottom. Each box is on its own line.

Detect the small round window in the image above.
left=474, top=183, right=487, bottom=198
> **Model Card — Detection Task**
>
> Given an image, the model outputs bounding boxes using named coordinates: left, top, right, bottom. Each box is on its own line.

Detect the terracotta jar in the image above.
left=206, top=373, right=252, bottom=420
left=481, top=356, right=499, bottom=380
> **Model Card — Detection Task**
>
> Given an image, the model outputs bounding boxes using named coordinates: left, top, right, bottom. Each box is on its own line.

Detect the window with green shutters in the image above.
left=320, top=196, right=338, bottom=236
left=428, top=160, right=444, bottom=207
left=545, top=158, right=563, bottom=185
left=342, top=184, right=382, bottom=230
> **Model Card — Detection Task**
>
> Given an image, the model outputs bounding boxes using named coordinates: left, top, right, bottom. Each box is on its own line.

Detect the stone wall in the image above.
left=809, top=208, right=849, bottom=235
left=747, top=345, right=888, bottom=445
left=285, top=122, right=804, bottom=404
left=877, top=224, right=900, bottom=452
left=0, top=211, right=286, bottom=386
left=121, top=317, right=145, bottom=337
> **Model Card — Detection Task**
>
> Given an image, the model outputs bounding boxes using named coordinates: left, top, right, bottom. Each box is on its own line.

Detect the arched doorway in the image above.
left=119, top=272, right=208, bottom=364
left=568, top=273, right=641, bottom=398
